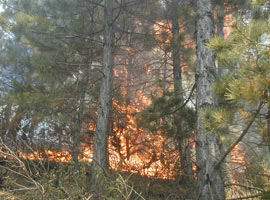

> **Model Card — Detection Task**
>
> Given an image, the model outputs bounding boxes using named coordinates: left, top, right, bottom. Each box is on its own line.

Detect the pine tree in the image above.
left=90, top=0, right=115, bottom=194
left=205, top=0, right=270, bottom=197
left=0, top=0, right=103, bottom=170
left=207, top=0, right=270, bottom=159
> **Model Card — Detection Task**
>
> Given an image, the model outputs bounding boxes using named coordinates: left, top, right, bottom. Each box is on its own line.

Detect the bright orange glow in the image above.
left=224, top=13, right=233, bottom=39
left=154, top=21, right=172, bottom=47
left=18, top=150, right=72, bottom=163
left=231, top=144, right=247, bottom=173
left=213, top=5, right=235, bottom=39
left=5, top=19, right=197, bottom=181
left=15, top=64, right=179, bottom=180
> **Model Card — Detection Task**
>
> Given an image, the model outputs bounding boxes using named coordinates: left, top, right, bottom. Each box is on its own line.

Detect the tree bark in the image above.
left=91, top=0, right=114, bottom=193
left=196, top=0, right=225, bottom=199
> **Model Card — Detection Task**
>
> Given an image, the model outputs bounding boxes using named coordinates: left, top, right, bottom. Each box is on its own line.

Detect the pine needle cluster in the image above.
left=207, top=0, right=270, bottom=136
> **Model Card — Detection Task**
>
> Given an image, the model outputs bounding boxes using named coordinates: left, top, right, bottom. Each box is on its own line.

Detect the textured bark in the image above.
left=196, top=0, right=225, bottom=199
left=91, top=0, right=114, bottom=193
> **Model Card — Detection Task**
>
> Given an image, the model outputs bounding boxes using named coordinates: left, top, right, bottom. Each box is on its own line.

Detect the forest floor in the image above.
left=0, top=158, right=195, bottom=200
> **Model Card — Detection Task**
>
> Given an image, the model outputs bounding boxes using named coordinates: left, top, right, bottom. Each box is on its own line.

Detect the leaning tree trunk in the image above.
left=91, top=0, right=114, bottom=193
left=196, top=0, right=225, bottom=199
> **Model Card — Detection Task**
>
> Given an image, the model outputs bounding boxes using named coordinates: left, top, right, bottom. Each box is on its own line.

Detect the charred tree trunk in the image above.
left=91, top=0, right=114, bottom=193
left=196, top=0, right=225, bottom=199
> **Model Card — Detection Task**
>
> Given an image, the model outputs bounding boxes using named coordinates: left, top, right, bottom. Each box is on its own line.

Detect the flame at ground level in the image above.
left=15, top=140, right=178, bottom=180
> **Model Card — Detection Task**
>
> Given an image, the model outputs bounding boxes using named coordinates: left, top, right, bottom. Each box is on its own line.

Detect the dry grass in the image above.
left=0, top=191, right=19, bottom=200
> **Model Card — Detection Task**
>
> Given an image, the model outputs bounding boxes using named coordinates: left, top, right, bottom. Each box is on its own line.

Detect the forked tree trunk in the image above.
left=196, top=0, right=225, bottom=199
left=91, top=0, right=114, bottom=193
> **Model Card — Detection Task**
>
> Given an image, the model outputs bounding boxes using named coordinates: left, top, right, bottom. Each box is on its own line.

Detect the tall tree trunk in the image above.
left=170, top=0, right=182, bottom=98
left=73, top=72, right=89, bottom=172
left=91, top=0, right=114, bottom=193
left=169, top=0, right=194, bottom=183
left=196, top=0, right=225, bottom=199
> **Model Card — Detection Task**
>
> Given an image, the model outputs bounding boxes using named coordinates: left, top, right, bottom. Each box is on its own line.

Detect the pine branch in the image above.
left=215, top=101, right=264, bottom=169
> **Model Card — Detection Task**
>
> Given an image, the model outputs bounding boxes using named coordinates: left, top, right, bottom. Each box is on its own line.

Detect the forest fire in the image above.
left=0, top=0, right=269, bottom=199
left=12, top=72, right=179, bottom=180
left=2, top=12, right=240, bottom=182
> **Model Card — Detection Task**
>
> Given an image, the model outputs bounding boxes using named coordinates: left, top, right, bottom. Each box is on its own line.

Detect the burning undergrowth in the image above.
left=0, top=138, right=193, bottom=200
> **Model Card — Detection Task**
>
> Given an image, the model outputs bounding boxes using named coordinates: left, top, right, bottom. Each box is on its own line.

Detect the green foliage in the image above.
left=137, top=91, right=196, bottom=138
left=41, top=164, right=91, bottom=199
left=261, top=191, right=270, bottom=200
left=0, top=0, right=102, bottom=148
left=201, top=106, right=234, bottom=134
left=207, top=1, right=270, bottom=195
left=208, top=0, right=270, bottom=116
left=213, top=75, right=235, bottom=106
left=208, top=36, right=232, bottom=52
